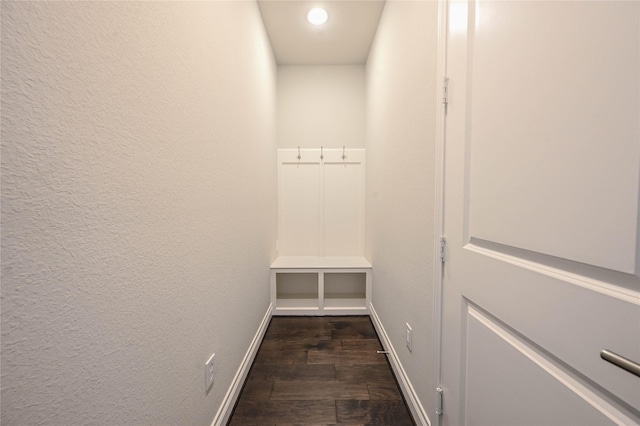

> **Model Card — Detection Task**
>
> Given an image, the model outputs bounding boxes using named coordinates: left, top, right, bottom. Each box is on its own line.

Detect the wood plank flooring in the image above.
left=228, top=316, right=415, bottom=425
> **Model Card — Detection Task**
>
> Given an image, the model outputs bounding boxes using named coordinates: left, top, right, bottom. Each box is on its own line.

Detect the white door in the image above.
left=440, top=1, right=640, bottom=425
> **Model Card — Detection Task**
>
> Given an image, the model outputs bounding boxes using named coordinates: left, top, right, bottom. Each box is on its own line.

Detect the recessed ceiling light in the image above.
left=307, top=7, right=328, bottom=26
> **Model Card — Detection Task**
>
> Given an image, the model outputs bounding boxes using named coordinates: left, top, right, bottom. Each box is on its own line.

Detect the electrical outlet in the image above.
left=406, top=323, right=412, bottom=352
left=205, top=353, right=215, bottom=391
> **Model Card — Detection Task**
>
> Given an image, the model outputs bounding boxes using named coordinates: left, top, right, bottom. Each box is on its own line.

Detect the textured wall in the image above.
left=1, top=2, right=277, bottom=425
left=365, top=0, right=439, bottom=418
left=277, top=65, right=365, bottom=149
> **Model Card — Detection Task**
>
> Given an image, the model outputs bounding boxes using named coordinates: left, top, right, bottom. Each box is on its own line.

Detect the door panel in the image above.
left=323, top=161, right=363, bottom=256
left=466, top=0, right=639, bottom=273
left=461, top=248, right=640, bottom=411
left=278, top=151, right=322, bottom=256
left=465, top=304, right=629, bottom=426
left=441, top=1, right=640, bottom=425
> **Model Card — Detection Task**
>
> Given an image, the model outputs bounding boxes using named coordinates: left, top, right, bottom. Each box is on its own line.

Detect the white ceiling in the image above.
left=257, top=1, right=386, bottom=65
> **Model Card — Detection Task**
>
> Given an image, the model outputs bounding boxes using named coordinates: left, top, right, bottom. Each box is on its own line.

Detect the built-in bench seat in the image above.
left=270, top=256, right=372, bottom=316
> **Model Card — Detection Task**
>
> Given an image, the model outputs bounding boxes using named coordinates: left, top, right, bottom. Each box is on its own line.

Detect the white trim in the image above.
left=271, top=256, right=371, bottom=269
left=432, top=0, right=448, bottom=424
left=465, top=242, right=640, bottom=305
left=210, top=304, right=273, bottom=426
left=369, top=303, right=431, bottom=426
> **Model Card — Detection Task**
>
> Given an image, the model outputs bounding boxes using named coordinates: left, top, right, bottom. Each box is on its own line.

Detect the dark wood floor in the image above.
left=228, top=316, right=415, bottom=425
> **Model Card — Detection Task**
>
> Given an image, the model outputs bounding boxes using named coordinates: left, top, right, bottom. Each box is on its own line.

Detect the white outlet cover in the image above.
left=205, top=353, right=215, bottom=391
left=406, top=323, right=412, bottom=352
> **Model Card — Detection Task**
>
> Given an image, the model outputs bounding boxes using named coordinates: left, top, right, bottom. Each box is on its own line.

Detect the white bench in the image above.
left=270, top=256, right=372, bottom=316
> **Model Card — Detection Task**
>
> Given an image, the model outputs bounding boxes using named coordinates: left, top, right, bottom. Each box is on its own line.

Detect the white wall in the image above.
left=365, top=0, right=439, bottom=420
left=278, top=65, right=365, bottom=149
left=1, top=2, right=276, bottom=425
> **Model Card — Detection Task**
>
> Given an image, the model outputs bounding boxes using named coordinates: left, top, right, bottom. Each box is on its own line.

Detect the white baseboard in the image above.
left=369, top=303, right=431, bottom=426
left=211, top=304, right=273, bottom=426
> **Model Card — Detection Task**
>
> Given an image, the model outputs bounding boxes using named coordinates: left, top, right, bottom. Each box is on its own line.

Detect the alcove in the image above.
left=270, top=66, right=370, bottom=315
left=259, top=2, right=440, bottom=419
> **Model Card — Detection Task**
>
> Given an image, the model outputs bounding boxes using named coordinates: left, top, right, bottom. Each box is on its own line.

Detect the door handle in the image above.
left=600, top=349, right=640, bottom=377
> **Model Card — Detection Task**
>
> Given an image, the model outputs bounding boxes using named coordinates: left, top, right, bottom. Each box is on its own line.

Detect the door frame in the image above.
left=431, top=0, right=448, bottom=424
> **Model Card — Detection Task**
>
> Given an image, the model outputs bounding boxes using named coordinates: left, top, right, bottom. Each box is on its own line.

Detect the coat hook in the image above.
left=320, top=146, right=324, bottom=160
left=297, top=146, right=301, bottom=160
left=342, top=146, right=346, bottom=160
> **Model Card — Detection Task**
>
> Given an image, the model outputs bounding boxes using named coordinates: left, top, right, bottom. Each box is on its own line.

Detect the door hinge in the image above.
left=439, top=236, right=446, bottom=263
left=442, top=77, right=449, bottom=106
left=436, top=386, right=444, bottom=415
